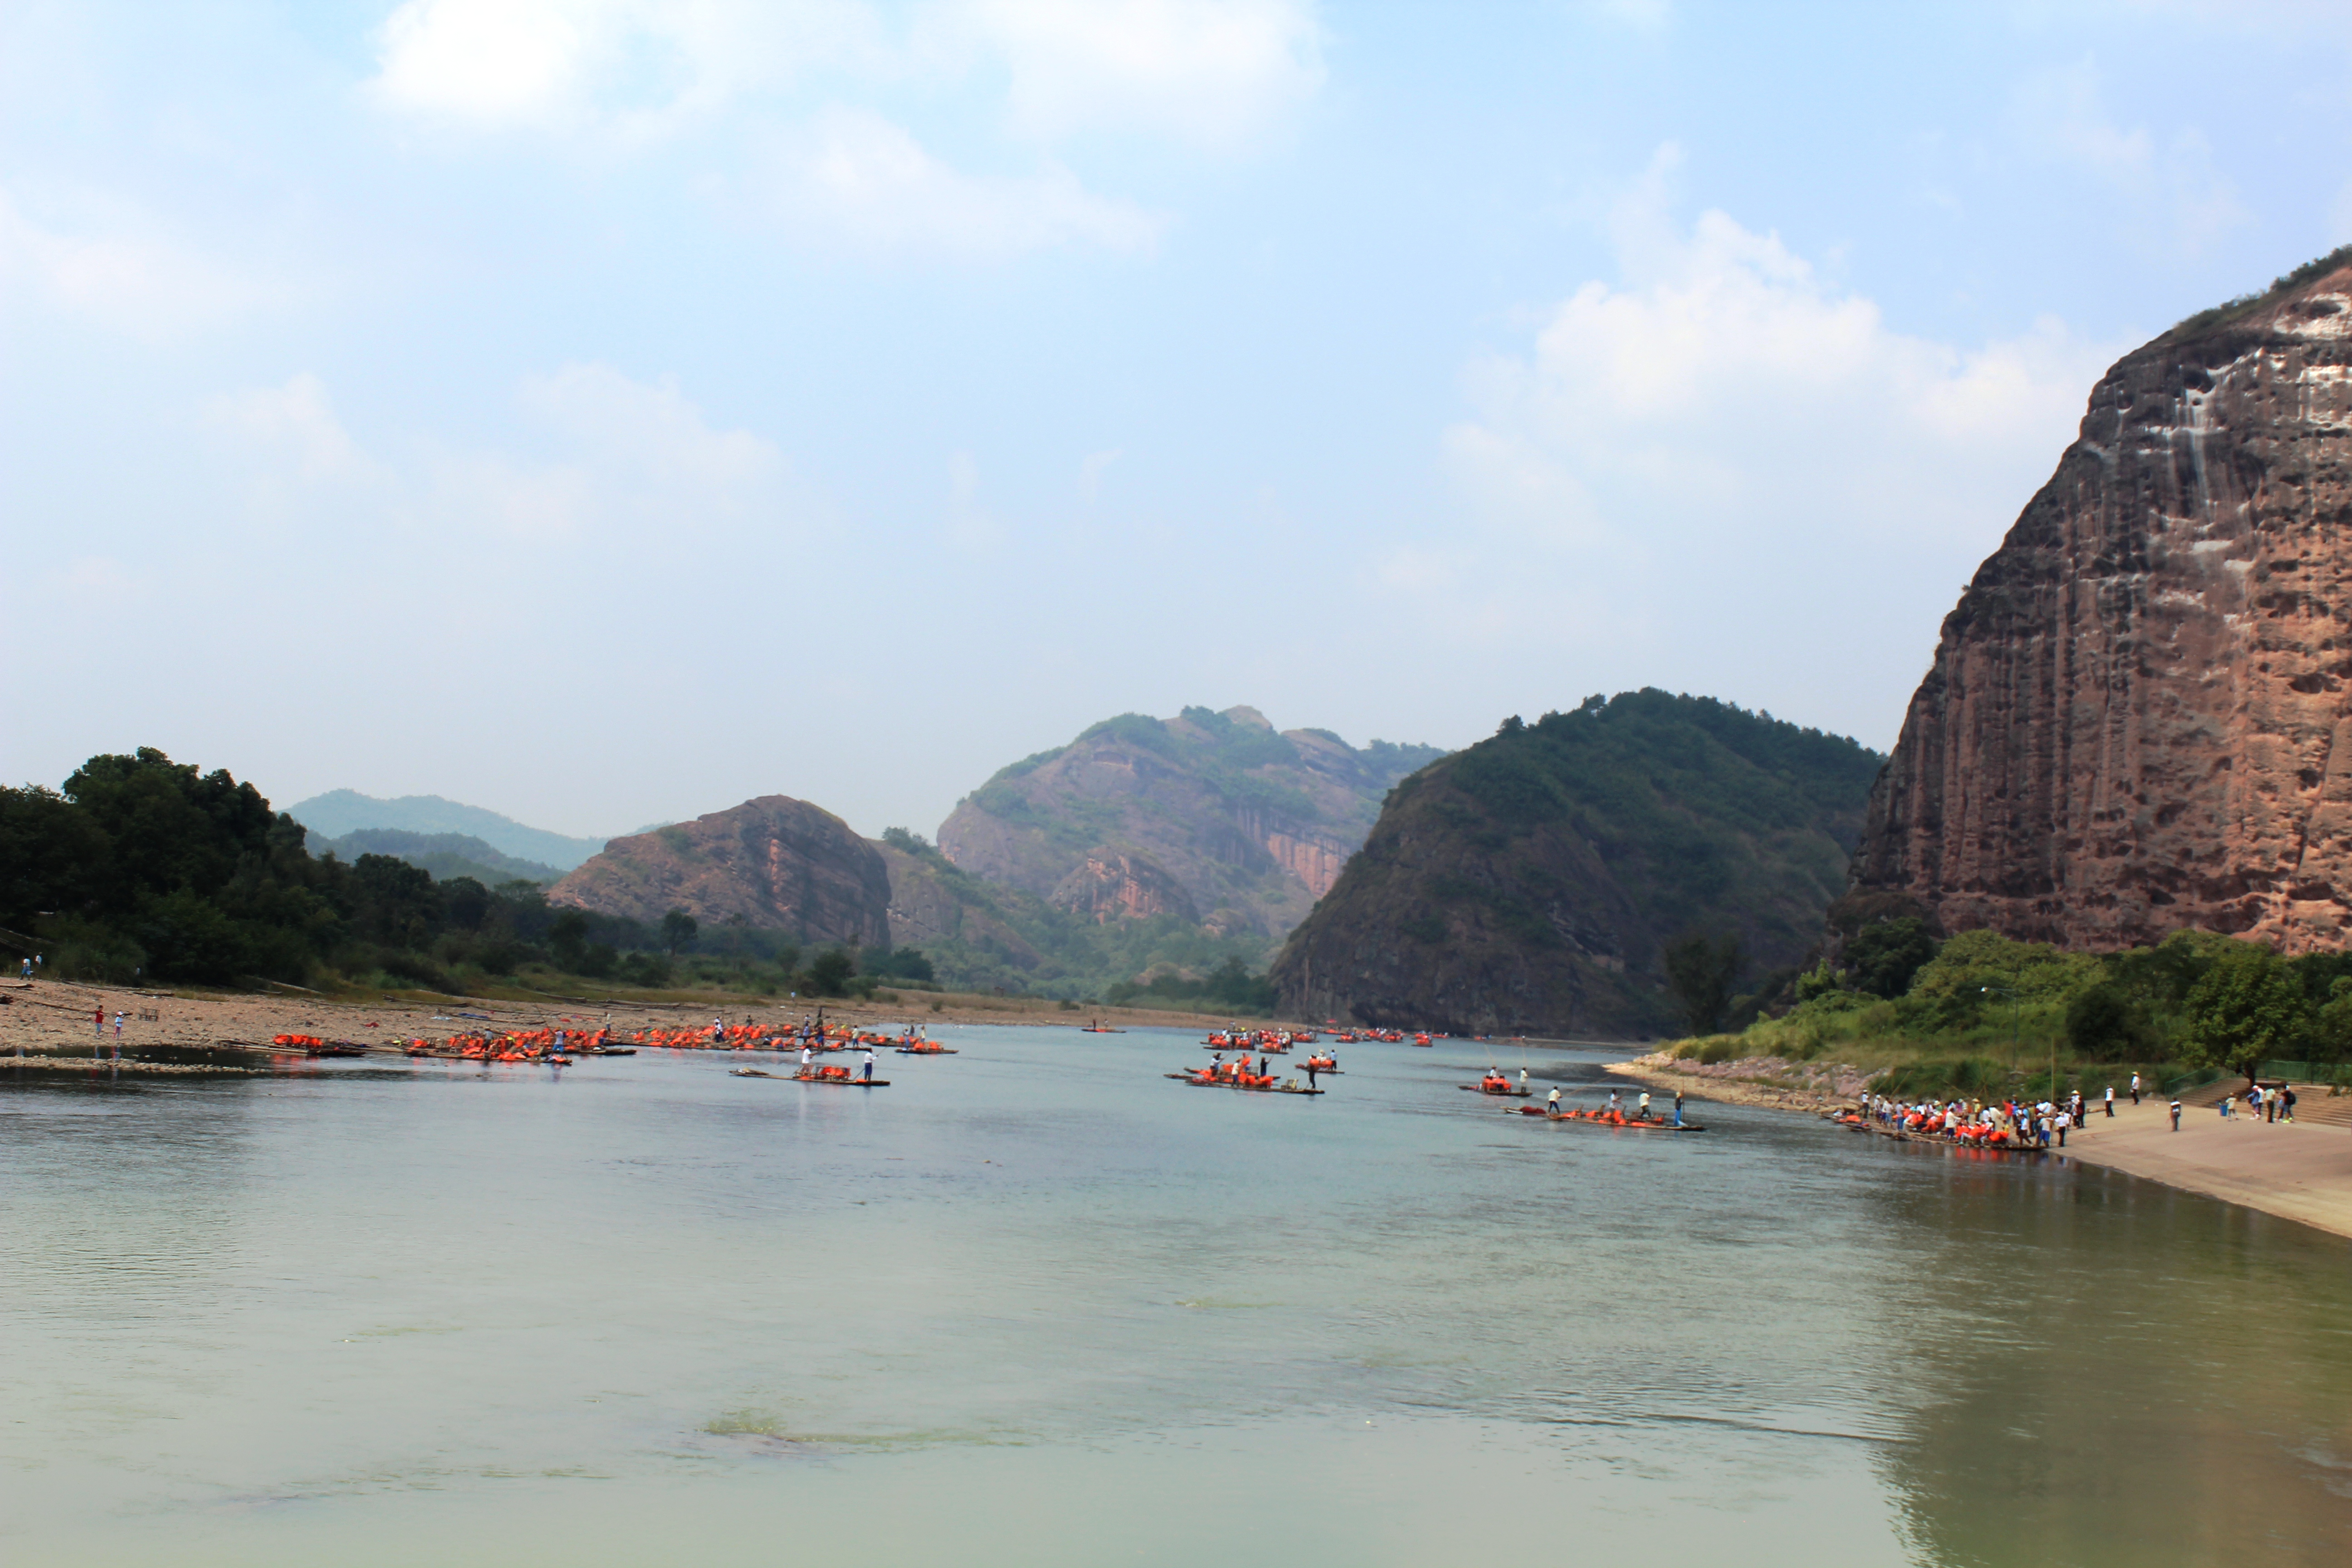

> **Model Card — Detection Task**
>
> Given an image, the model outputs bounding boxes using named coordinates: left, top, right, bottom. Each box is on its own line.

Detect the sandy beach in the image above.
left=2058, top=1092, right=2352, bottom=1240
left=0, top=977, right=1284, bottom=1066
left=1611, top=1049, right=2352, bottom=1242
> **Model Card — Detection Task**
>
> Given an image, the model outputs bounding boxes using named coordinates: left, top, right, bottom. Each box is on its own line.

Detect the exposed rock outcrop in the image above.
left=1274, top=692, right=1882, bottom=1037
left=550, top=796, right=889, bottom=946
left=1046, top=847, right=1199, bottom=924
left=1849, top=250, right=2352, bottom=952
left=938, top=705, right=1442, bottom=941
left=871, top=836, right=1047, bottom=972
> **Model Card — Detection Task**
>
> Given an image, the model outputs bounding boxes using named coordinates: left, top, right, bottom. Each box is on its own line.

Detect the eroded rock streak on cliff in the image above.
left=1852, top=265, right=2352, bottom=951
left=550, top=796, right=890, bottom=946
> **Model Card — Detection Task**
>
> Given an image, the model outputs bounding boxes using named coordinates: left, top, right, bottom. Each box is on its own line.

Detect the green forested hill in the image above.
left=312, top=828, right=563, bottom=886
left=1270, top=691, right=1883, bottom=1038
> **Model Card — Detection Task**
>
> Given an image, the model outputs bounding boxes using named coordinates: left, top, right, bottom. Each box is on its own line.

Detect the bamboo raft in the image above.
left=1162, top=1073, right=1323, bottom=1095
left=1515, top=1107, right=1705, bottom=1132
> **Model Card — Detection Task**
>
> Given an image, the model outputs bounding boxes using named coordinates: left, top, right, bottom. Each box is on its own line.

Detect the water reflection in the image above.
left=1, top=1036, right=2347, bottom=1565
left=1852, top=1138, right=2352, bottom=1565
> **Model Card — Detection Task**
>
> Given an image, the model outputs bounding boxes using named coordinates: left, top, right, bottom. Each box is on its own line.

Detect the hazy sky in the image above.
left=7, top=1, right=2351, bottom=840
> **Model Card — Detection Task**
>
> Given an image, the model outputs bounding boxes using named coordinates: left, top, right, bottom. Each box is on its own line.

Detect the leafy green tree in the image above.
left=1845, top=917, right=1938, bottom=999
left=2308, top=976, right=2352, bottom=1066
left=0, top=785, right=108, bottom=927
left=350, top=854, right=442, bottom=948
left=441, top=876, right=492, bottom=932
left=1793, top=961, right=1842, bottom=1003
left=2065, top=981, right=2151, bottom=1060
left=2181, top=943, right=2310, bottom=1083
left=549, top=909, right=590, bottom=971
left=1662, top=932, right=1743, bottom=1035
left=661, top=908, right=699, bottom=957
left=803, top=946, right=856, bottom=997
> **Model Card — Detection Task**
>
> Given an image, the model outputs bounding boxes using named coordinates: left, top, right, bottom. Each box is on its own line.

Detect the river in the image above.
left=3, top=1026, right=2347, bottom=1565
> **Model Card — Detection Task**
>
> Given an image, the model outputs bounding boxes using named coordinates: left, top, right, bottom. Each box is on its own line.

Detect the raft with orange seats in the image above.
left=788, top=1066, right=888, bottom=1087
left=1514, top=1105, right=1705, bottom=1131
left=1463, top=1078, right=1531, bottom=1098
left=1162, top=1071, right=1323, bottom=1095
left=894, top=1041, right=957, bottom=1054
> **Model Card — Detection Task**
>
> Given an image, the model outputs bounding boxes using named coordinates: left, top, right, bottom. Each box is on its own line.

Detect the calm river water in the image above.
left=3, top=1026, right=2348, bottom=1566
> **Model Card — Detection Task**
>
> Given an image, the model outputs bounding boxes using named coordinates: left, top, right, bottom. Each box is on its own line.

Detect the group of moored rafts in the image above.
left=1169, top=1042, right=1328, bottom=1094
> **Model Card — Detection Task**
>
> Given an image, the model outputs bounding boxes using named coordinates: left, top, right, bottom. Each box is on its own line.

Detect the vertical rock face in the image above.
left=1850, top=256, right=2352, bottom=952
left=1046, top=848, right=1199, bottom=924
left=549, top=796, right=890, bottom=946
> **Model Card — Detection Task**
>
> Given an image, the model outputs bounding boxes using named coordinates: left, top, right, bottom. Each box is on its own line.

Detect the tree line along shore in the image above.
left=0, top=748, right=1279, bottom=1016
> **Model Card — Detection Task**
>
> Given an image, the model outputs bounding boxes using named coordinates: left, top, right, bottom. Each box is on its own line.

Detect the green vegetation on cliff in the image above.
left=1273, top=690, right=1883, bottom=1037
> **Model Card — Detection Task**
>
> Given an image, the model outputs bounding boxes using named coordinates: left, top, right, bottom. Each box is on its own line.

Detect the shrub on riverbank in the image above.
left=1669, top=926, right=2352, bottom=1094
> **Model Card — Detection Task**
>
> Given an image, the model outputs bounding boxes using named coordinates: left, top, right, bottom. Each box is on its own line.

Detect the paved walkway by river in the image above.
left=2062, top=1091, right=2352, bottom=1240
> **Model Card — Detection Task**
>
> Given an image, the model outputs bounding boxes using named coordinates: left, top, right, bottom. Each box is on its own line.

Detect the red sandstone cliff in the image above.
left=550, top=796, right=890, bottom=946
left=1047, top=847, right=1199, bottom=924
left=1849, top=252, right=2352, bottom=952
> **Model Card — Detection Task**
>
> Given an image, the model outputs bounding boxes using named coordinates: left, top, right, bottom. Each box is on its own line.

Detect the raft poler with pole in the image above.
left=1162, top=1052, right=1323, bottom=1095
left=1515, top=1089, right=1704, bottom=1131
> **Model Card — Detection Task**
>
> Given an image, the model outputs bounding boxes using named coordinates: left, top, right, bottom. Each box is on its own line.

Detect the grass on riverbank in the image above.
left=1665, top=926, right=2352, bottom=1101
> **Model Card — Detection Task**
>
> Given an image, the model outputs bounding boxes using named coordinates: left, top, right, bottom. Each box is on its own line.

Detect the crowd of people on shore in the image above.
left=1856, top=1087, right=2118, bottom=1149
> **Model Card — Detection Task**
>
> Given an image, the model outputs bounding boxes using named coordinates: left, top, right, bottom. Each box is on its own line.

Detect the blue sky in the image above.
left=5, top=0, right=2350, bottom=839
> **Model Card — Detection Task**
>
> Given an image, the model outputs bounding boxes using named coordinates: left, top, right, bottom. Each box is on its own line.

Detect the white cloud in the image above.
left=206, top=374, right=377, bottom=482
left=367, top=0, right=883, bottom=136
left=2006, top=59, right=2246, bottom=256
left=0, top=186, right=270, bottom=340
left=767, top=104, right=1165, bottom=256
left=1428, top=160, right=2125, bottom=737
left=939, top=0, right=1323, bottom=148
left=205, top=363, right=798, bottom=545
left=1078, top=447, right=1122, bottom=501
left=946, top=448, right=1003, bottom=549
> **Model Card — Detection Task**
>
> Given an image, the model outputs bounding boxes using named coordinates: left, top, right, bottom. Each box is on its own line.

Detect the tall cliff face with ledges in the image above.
left=1849, top=252, right=2352, bottom=951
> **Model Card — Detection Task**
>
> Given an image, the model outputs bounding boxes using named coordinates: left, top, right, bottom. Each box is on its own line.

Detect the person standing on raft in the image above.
left=860, top=1047, right=876, bottom=1083
left=1546, top=1088, right=1562, bottom=1116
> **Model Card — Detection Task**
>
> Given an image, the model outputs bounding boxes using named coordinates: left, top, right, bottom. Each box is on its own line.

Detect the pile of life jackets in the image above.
left=271, top=1034, right=326, bottom=1049
left=633, top=1024, right=779, bottom=1050
left=796, top=1063, right=858, bottom=1081
left=1202, top=1029, right=1313, bottom=1052
left=404, top=1026, right=593, bottom=1062
left=1303, top=1054, right=1337, bottom=1072
left=1549, top=1106, right=1637, bottom=1124
left=1479, top=1073, right=1513, bottom=1094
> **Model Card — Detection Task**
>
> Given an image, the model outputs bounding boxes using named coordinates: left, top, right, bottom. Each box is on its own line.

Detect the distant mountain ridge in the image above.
left=1272, top=691, right=1883, bottom=1038
left=936, top=705, right=1446, bottom=944
left=288, top=790, right=610, bottom=871
left=310, top=828, right=564, bottom=887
